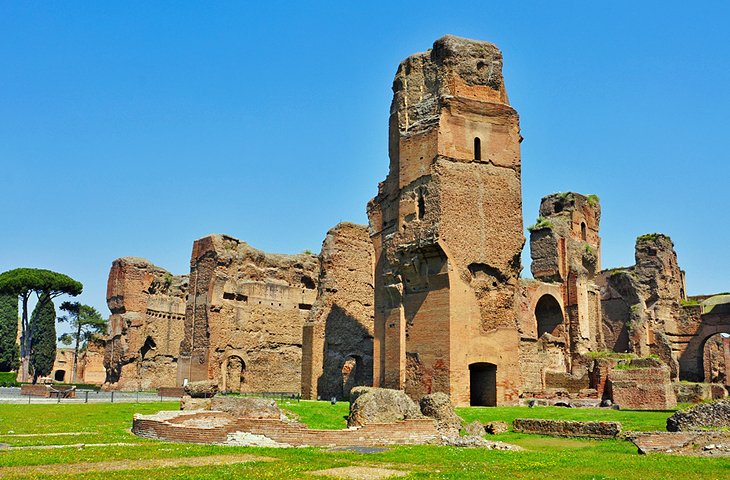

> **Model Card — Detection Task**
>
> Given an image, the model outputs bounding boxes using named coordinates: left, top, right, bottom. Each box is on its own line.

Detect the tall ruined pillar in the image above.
left=176, top=237, right=217, bottom=386
left=529, top=193, right=602, bottom=366
left=367, top=36, right=524, bottom=406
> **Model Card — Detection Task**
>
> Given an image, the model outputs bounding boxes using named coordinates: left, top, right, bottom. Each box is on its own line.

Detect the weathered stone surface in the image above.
left=419, top=392, right=462, bottom=437
left=513, top=418, right=622, bottom=439
left=301, top=223, right=375, bottom=401
left=367, top=34, right=525, bottom=406
left=608, top=361, right=677, bottom=410
left=597, top=234, right=685, bottom=380
left=180, top=395, right=212, bottom=411
left=177, top=234, right=319, bottom=393
left=463, top=420, right=485, bottom=437
left=77, top=338, right=106, bottom=384
left=629, top=431, right=730, bottom=456
left=347, top=387, right=424, bottom=427
left=441, top=435, right=522, bottom=450
left=104, top=257, right=188, bottom=390
left=184, top=380, right=218, bottom=398
left=484, top=421, right=509, bottom=434
left=210, top=397, right=281, bottom=419
left=667, top=399, right=730, bottom=431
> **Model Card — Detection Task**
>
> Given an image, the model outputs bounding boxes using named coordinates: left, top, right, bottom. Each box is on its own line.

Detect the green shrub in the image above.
left=0, top=371, right=19, bottom=386
left=637, top=233, right=671, bottom=243
left=527, top=216, right=553, bottom=232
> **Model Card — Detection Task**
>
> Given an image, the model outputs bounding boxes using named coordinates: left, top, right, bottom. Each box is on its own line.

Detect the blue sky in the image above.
left=2, top=1, right=729, bottom=321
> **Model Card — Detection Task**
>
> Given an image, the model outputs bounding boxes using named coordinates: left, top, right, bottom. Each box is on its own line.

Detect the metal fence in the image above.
left=0, top=387, right=182, bottom=404
left=0, top=387, right=302, bottom=404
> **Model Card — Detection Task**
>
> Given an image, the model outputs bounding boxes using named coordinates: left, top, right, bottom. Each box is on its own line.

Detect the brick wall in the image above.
left=608, top=366, right=677, bottom=410
left=132, top=411, right=440, bottom=447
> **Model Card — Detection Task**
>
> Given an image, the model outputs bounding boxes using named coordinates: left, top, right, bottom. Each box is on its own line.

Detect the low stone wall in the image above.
left=19, top=384, right=76, bottom=398
left=544, top=371, right=590, bottom=392
left=133, top=410, right=441, bottom=447
left=673, top=382, right=727, bottom=404
left=158, top=387, right=185, bottom=398
left=20, top=384, right=49, bottom=397
left=666, top=399, right=730, bottom=431
left=629, top=431, right=730, bottom=455
left=608, top=366, right=676, bottom=410
left=512, top=419, right=622, bottom=439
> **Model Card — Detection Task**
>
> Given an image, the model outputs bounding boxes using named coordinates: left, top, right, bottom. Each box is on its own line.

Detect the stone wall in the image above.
left=517, top=193, right=603, bottom=398
left=133, top=411, right=440, bottom=447
left=597, top=235, right=684, bottom=379
left=77, top=338, right=106, bottom=385
left=673, top=382, right=727, bottom=403
left=512, top=418, right=621, bottom=439
left=301, top=223, right=375, bottom=400
left=176, top=234, right=319, bottom=393
left=367, top=35, right=524, bottom=406
left=607, top=362, right=677, bottom=410
left=104, top=257, right=188, bottom=390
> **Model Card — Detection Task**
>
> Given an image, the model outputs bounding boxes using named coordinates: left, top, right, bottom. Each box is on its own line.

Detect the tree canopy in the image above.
left=0, top=268, right=83, bottom=298
left=0, top=268, right=82, bottom=381
left=58, top=302, right=107, bottom=383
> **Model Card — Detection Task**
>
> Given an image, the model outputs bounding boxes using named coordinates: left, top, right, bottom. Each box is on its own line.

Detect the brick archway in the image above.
left=535, top=294, right=565, bottom=338
left=679, top=314, right=730, bottom=382
left=220, top=351, right=249, bottom=393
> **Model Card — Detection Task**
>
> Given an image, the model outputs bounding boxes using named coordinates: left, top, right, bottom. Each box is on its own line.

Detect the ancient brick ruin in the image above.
left=176, top=234, right=319, bottom=393
left=105, top=257, right=188, bottom=390
left=301, top=223, right=375, bottom=400
left=103, top=35, right=729, bottom=408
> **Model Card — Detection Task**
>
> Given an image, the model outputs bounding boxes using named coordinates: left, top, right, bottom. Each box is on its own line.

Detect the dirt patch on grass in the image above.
left=0, top=453, right=274, bottom=477
left=307, top=466, right=409, bottom=479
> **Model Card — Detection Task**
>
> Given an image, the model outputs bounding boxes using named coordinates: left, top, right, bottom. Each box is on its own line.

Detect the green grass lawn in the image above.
left=0, top=401, right=727, bottom=479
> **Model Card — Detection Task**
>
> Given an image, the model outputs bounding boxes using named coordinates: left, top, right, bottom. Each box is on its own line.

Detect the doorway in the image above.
left=469, top=362, right=497, bottom=406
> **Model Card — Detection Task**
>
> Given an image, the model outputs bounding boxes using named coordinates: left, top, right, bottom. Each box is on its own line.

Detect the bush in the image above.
left=527, top=216, right=553, bottom=232
left=0, top=371, right=19, bottom=387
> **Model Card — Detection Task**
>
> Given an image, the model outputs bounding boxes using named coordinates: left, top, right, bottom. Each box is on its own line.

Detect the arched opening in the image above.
left=225, top=356, right=246, bottom=393
left=702, top=333, right=730, bottom=385
left=536, top=294, right=564, bottom=338
left=140, top=336, right=156, bottom=360
left=341, top=355, right=364, bottom=399
left=469, top=362, right=497, bottom=406
left=474, top=137, right=481, bottom=161
left=54, top=370, right=66, bottom=382
left=581, top=222, right=587, bottom=241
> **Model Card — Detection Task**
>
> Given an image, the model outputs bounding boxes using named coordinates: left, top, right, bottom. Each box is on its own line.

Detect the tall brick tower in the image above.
left=367, top=35, right=525, bottom=406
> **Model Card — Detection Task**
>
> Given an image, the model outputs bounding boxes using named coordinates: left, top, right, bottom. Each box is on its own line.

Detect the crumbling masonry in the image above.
left=104, top=35, right=729, bottom=406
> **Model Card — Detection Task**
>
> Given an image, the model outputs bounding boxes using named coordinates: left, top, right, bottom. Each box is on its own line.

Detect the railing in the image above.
left=1, top=386, right=302, bottom=404
left=221, top=391, right=301, bottom=402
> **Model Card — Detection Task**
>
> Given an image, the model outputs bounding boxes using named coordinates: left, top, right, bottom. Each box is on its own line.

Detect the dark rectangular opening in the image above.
left=469, top=362, right=497, bottom=406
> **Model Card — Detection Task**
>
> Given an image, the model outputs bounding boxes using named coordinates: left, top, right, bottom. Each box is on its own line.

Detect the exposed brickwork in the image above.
left=132, top=411, right=440, bottom=447
left=157, top=387, right=185, bottom=397
left=367, top=35, right=524, bottom=406
left=20, top=384, right=51, bottom=397
left=608, top=364, right=677, bottom=410
left=301, top=223, right=374, bottom=400
left=629, top=431, right=730, bottom=455
left=104, top=257, right=188, bottom=390
left=176, top=234, right=319, bottom=393
left=513, top=418, right=621, bottom=439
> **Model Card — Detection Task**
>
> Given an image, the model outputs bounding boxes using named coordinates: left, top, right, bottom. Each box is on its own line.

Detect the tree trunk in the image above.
left=72, top=323, right=82, bottom=384
left=20, top=295, right=29, bottom=382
